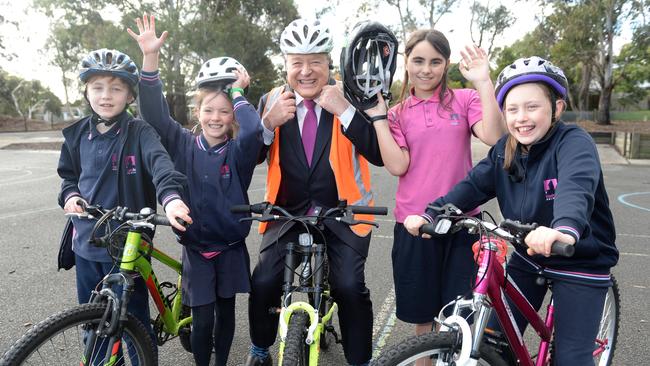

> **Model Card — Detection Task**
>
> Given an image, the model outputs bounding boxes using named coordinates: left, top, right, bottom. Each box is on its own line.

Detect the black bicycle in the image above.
left=231, top=200, right=387, bottom=366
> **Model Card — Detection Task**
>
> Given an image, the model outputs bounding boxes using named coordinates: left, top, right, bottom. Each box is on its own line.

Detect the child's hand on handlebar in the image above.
left=403, top=215, right=431, bottom=239
left=64, top=196, right=88, bottom=214
left=524, top=226, right=575, bottom=257
left=164, top=199, right=193, bottom=231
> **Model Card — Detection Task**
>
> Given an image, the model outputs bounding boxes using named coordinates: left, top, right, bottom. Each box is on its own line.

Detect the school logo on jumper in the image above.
left=124, top=155, right=137, bottom=175
left=111, top=154, right=118, bottom=171
left=449, top=113, right=460, bottom=126
left=543, top=178, right=557, bottom=201
left=220, top=164, right=231, bottom=179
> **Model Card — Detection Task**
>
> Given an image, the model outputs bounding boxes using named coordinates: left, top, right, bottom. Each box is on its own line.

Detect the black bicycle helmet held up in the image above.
left=340, top=21, right=398, bottom=111
left=79, top=48, right=139, bottom=87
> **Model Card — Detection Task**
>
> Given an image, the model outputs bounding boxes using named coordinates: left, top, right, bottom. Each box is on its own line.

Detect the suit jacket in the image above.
left=257, top=92, right=383, bottom=256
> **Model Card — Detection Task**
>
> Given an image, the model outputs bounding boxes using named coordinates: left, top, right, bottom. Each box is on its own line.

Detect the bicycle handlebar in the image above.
left=68, top=204, right=182, bottom=228
left=230, top=201, right=388, bottom=226
left=420, top=209, right=574, bottom=257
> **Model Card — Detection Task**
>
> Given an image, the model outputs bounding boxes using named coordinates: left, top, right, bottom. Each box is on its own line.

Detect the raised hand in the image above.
left=317, top=83, right=351, bottom=116
left=459, top=45, right=490, bottom=85
left=231, top=68, right=250, bottom=90
left=127, top=14, right=168, bottom=56
left=262, top=91, right=296, bottom=130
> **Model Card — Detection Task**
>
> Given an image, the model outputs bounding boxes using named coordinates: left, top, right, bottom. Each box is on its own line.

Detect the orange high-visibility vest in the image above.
left=259, top=86, right=375, bottom=237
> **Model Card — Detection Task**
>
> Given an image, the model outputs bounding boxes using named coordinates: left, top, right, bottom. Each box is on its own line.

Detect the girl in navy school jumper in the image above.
left=405, top=57, right=618, bottom=366
left=129, top=15, right=263, bottom=366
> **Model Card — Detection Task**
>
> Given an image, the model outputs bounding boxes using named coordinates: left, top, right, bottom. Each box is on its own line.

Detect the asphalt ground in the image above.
left=0, top=132, right=648, bottom=365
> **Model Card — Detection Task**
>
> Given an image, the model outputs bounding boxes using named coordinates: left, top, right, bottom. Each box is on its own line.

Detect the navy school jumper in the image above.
left=426, top=122, right=618, bottom=282
left=138, top=70, right=264, bottom=253
left=57, top=112, right=187, bottom=261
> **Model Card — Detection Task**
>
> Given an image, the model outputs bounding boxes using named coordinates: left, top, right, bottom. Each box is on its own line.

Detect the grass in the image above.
left=611, top=110, right=650, bottom=121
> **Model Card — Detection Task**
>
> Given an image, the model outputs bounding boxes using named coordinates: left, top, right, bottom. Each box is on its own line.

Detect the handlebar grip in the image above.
left=152, top=215, right=171, bottom=227
left=419, top=223, right=436, bottom=236
left=349, top=205, right=388, bottom=215
left=551, top=241, right=575, bottom=257
left=230, top=205, right=251, bottom=214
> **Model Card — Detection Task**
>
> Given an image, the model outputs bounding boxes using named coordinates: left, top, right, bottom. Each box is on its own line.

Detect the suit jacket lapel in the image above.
left=310, top=110, right=333, bottom=174
left=283, top=117, right=309, bottom=169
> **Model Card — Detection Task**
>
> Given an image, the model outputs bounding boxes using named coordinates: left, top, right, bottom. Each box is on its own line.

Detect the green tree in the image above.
left=352, top=0, right=460, bottom=43
left=469, top=1, right=515, bottom=55
left=33, top=0, right=298, bottom=125
left=613, top=24, right=650, bottom=109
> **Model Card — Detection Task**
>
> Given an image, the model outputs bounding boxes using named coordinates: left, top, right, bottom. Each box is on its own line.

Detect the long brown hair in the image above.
left=396, top=29, right=455, bottom=114
left=191, top=87, right=239, bottom=139
left=503, top=82, right=563, bottom=170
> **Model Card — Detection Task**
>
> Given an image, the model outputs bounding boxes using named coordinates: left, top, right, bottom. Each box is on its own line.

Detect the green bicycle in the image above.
left=0, top=204, right=193, bottom=366
left=231, top=201, right=387, bottom=366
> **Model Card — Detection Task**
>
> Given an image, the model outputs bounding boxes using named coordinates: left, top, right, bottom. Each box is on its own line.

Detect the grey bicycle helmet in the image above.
left=341, top=21, right=398, bottom=110
left=495, top=56, right=568, bottom=109
left=196, top=57, right=245, bottom=89
left=280, top=19, right=333, bottom=54
left=79, top=48, right=139, bottom=86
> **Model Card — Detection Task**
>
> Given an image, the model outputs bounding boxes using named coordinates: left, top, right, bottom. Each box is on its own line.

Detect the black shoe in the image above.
left=244, top=353, right=272, bottom=366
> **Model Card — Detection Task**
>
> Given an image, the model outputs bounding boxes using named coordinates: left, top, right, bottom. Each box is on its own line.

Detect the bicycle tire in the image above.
left=594, top=274, right=620, bottom=366
left=281, top=310, right=310, bottom=366
left=0, top=303, right=156, bottom=366
left=178, top=304, right=193, bottom=353
left=319, top=296, right=334, bottom=351
left=372, top=331, right=507, bottom=366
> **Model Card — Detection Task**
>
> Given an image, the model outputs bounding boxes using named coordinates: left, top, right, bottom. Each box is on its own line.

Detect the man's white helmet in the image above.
left=195, top=57, right=244, bottom=89
left=280, top=19, right=333, bottom=54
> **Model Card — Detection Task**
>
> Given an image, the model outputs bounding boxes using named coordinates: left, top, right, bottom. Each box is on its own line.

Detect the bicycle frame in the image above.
left=276, top=239, right=337, bottom=366
left=83, top=226, right=192, bottom=365
left=451, top=239, right=554, bottom=366
left=119, top=228, right=192, bottom=335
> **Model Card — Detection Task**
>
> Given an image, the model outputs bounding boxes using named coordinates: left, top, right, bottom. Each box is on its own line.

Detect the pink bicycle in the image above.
left=373, top=204, right=619, bottom=366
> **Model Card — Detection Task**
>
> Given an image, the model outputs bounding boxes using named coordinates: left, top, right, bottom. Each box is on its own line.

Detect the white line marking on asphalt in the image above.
left=617, top=192, right=650, bottom=212
left=632, top=285, right=647, bottom=289
left=373, top=235, right=394, bottom=239
left=0, top=206, right=59, bottom=220
left=618, top=233, right=650, bottom=239
left=372, top=287, right=397, bottom=357
left=0, top=169, right=33, bottom=183
left=0, top=173, right=59, bottom=187
left=620, top=252, right=650, bottom=257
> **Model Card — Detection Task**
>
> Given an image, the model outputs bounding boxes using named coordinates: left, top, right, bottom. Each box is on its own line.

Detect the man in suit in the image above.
left=244, top=19, right=383, bottom=366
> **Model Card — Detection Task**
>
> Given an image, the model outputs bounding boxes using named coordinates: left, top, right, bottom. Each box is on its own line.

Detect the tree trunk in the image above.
left=577, top=63, right=591, bottom=111
left=596, top=0, right=615, bottom=125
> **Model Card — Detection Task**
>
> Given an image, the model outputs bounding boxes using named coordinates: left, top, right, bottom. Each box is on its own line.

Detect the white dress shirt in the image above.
left=261, top=92, right=356, bottom=145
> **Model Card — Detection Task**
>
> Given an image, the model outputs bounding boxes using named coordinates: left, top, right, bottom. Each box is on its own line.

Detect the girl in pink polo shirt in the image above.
left=368, top=29, right=505, bottom=365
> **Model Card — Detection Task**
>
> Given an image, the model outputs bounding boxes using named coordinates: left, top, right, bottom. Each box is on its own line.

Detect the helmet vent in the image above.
left=309, top=30, right=320, bottom=44
left=219, top=58, right=227, bottom=65
left=302, top=25, right=309, bottom=39
left=316, top=38, right=329, bottom=47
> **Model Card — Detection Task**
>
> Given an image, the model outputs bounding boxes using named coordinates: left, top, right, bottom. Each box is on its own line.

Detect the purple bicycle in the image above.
left=373, top=205, right=619, bottom=366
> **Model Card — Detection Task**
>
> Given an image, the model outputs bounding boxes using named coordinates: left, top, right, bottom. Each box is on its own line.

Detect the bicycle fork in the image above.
left=81, top=272, right=135, bottom=366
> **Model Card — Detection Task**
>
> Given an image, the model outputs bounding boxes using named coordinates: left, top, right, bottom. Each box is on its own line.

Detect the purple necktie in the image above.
left=302, top=99, right=317, bottom=166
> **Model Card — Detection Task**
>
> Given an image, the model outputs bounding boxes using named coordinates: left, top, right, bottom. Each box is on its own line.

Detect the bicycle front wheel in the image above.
left=0, top=303, right=156, bottom=366
left=594, top=274, right=620, bottom=366
left=372, top=331, right=507, bottom=366
left=280, top=310, right=310, bottom=366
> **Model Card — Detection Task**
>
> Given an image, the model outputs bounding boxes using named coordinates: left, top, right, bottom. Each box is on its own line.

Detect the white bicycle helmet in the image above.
left=79, top=48, right=139, bottom=86
left=195, top=57, right=245, bottom=89
left=495, top=56, right=568, bottom=109
left=280, top=19, right=333, bottom=54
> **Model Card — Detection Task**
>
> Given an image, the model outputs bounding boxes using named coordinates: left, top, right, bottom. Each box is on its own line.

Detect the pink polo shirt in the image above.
left=389, top=88, right=483, bottom=222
